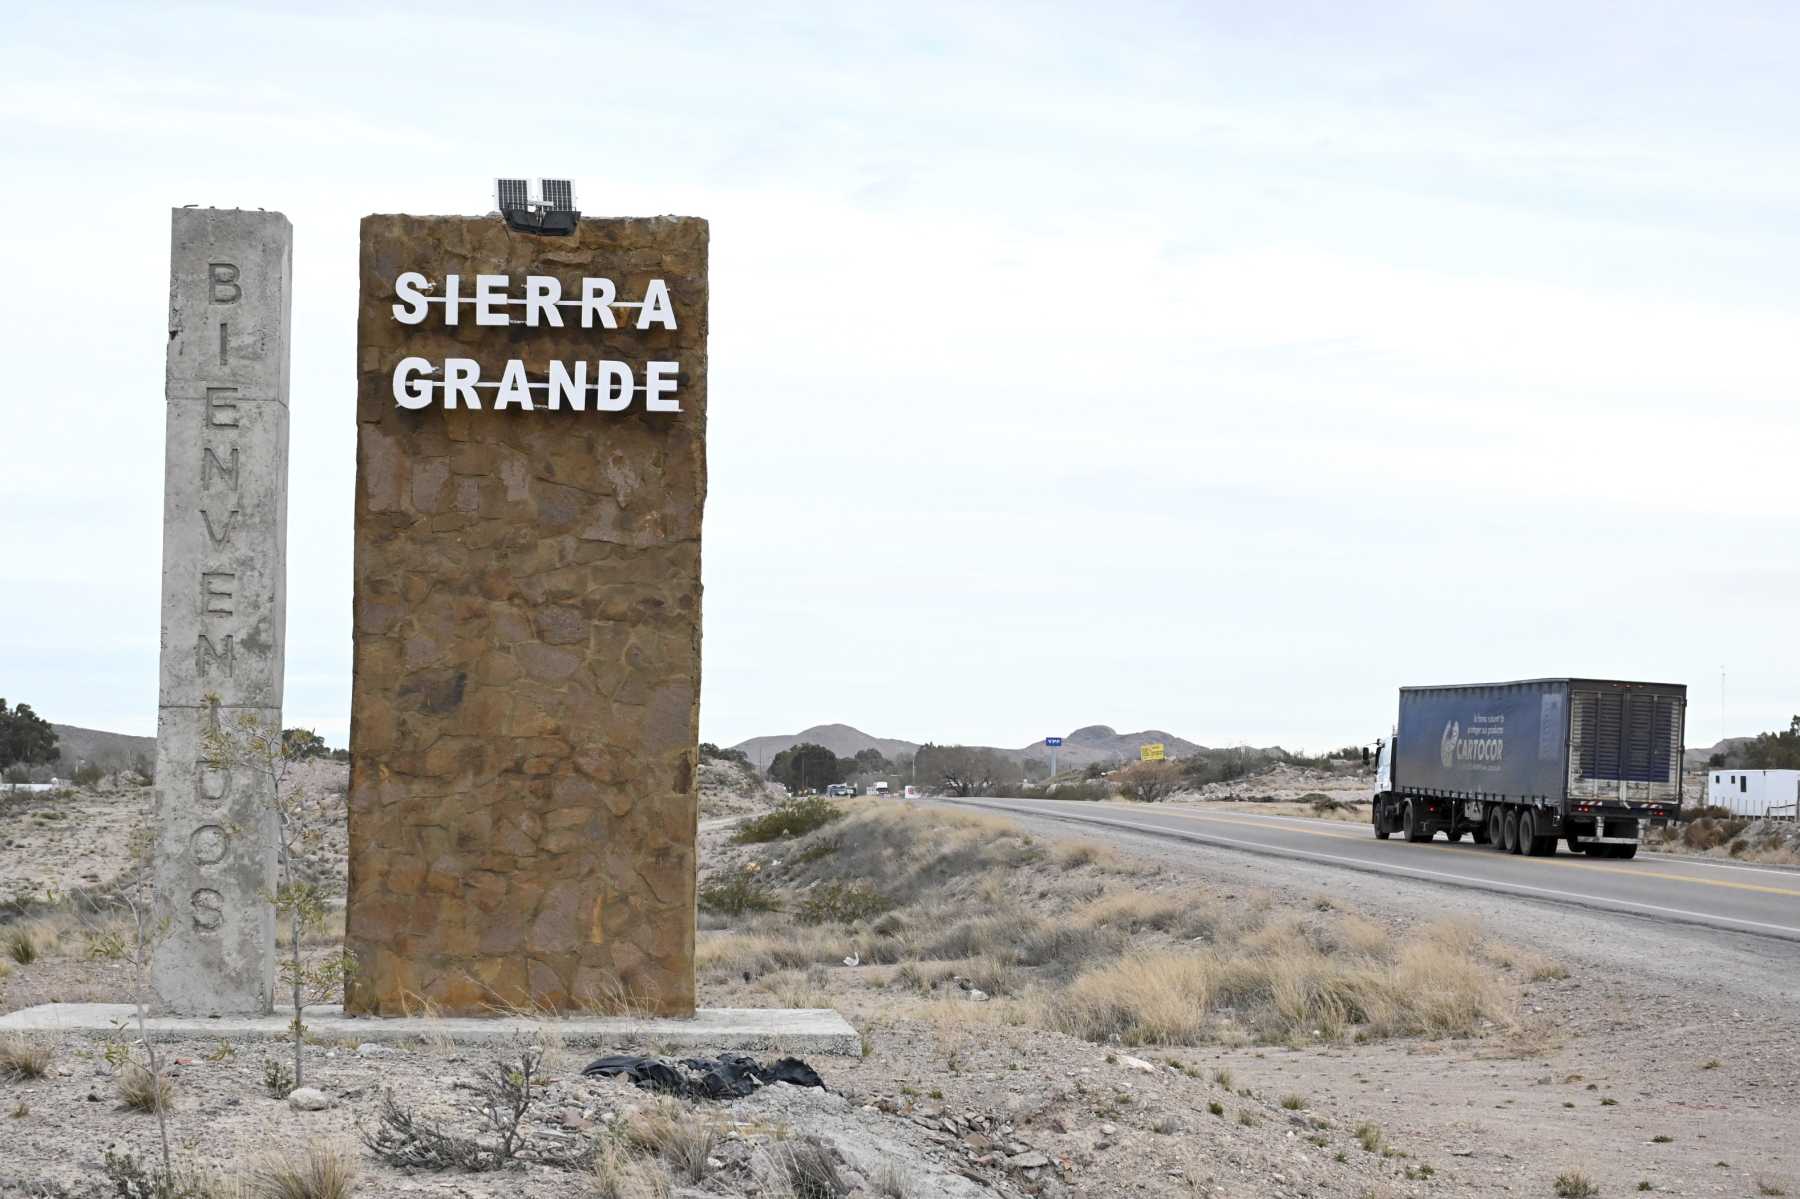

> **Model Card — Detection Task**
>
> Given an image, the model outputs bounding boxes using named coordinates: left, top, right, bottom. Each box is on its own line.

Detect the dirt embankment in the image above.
left=3, top=782, right=1797, bottom=1197
left=1640, top=814, right=1800, bottom=865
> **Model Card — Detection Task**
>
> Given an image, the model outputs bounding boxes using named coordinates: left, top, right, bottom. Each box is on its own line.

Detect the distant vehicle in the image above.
left=872, top=781, right=890, bottom=795
left=1372, top=678, right=1685, bottom=858
left=824, top=783, right=856, bottom=797
left=903, top=785, right=921, bottom=799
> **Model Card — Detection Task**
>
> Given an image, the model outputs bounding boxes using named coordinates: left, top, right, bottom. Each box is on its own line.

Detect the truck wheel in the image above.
left=1502, top=810, right=1520, bottom=854
left=1402, top=802, right=1425, bottom=843
left=1613, top=844, right=1637, bottom=860
left=1373, top=800, right=1390, bottom=839
left=1517, top=810, right=1537, bottom=854
left=1487, top=807, right=1505, bottom=850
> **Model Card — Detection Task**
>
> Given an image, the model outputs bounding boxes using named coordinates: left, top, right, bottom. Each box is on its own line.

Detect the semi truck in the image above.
left=1371, top=678, right=1686, bottom=858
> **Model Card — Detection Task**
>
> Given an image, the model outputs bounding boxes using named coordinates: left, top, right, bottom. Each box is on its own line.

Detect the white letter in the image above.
left=644, top=360, right=680, bottom=412
left=494, top=359, right=534, bottom=410
left=548, top=360, right=588, bottom=411
left=392, top=357, right=435, bottom=409
left=444, top=358, right=482, bottom=409
left=443, top=274, right=461, bottom=326
left=524, top=276, right=563, bottom=327
left=392, top=272, right=430, bottom=325
left=595, top=361, right=633, bottom=412
left=475, top=274, right=510, bottom=326
left=580, top=278, right=617, bottom=329
left=637, top=278, right=676, bottom=330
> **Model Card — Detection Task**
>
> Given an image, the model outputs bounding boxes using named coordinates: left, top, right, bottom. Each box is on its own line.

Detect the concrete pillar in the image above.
left=151, top=209, right=290, bottom=1015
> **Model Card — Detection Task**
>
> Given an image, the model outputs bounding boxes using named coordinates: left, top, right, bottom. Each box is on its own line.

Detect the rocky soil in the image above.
left=2, top=768, right=1797, bottom=1198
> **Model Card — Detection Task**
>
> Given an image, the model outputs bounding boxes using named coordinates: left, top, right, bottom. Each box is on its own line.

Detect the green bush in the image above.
left=733, top=797, right=844, bottom=844
left=72, top=763, right=104, bottom=788
left=698, top=872, right=781, bottom=916
left=796, top=882, right=894, bottom=925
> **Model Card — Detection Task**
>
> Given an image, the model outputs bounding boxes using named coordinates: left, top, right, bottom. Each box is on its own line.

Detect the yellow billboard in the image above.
left=1139, top=743, right=1166, bottom=761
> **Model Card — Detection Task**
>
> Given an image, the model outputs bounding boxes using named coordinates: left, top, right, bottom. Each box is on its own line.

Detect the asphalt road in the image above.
left=949, top=798, right=1800, bottom=943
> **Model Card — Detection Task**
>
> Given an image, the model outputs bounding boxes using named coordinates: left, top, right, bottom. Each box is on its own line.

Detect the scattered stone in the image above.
left=286, top=1087, right=330, bottom=1111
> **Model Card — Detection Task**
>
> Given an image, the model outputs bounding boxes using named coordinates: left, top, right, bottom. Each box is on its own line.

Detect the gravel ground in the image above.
left=3, top=770, right=1797, bottom=1198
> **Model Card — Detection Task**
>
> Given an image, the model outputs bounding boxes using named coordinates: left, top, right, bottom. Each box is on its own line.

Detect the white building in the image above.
left=1707, top=769, right=1800, bottom=818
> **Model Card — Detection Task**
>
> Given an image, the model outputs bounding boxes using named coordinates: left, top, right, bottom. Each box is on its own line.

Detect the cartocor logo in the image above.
left=1440, top=721, right=1459, bottom=769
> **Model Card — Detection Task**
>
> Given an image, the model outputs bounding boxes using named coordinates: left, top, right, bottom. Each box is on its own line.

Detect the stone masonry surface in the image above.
left=347, top=215, right=707, bottom=1017
left=153, top=209, right=289, bottom=1015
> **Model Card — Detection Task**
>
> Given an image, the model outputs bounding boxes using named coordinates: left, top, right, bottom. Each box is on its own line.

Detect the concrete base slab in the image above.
left=0, top=1003, right=861, bottom=1056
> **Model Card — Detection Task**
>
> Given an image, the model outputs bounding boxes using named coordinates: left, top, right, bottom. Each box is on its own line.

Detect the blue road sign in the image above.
left=1045, top=736, right=1063, bottom=747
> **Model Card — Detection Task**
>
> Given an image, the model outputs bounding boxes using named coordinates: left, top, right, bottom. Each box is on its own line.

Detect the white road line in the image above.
left=1131, top=803, right=1800, bottom=879
left=969, top=803, right=1800, bottom=939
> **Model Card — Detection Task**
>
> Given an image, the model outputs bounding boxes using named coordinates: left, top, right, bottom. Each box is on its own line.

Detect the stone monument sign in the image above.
left=345, top=214, right=707, bottom=1017
left=153, top=208, right=290, bottom=1014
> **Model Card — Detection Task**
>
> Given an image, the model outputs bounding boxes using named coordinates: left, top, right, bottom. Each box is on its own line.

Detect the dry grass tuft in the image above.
left=117, top=1061, right=175, bottom=1114
left=1554, top=1169, right=1599, bottom=1197
left=0, top=1034, right=53, bottom=1080
left=625, top=1100, right=718, bottom=1184
left=590, top=1138, right=671, bottom=1199
left=6, top=927, right=39, bottom=964
left=1051, top=953, right=1214, bottom=1045
left=1046, top=914, right=1512, bottom=1047
left=870, top=1158, right=915, bottom=1198
left=246, top=1141, right=358, bottom=1199
left=763, top=1136, right=846, bottom=1199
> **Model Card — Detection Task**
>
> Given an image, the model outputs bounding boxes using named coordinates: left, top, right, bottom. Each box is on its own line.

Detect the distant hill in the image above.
left=51, top=724, right=155, bottom=772
left=1017, top=724, right=1205, bottom=768
left=731, top=721, right=1211, bottom=771
left=732, top=724, right=921, bottom=767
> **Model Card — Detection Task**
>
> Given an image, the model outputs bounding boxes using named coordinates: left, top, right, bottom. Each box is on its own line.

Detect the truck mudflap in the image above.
left=1566, top=810, right=1644, bottom=846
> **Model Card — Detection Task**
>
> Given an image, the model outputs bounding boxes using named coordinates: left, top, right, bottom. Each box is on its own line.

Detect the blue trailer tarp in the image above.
left=1396, top=680, right=1569, bottom=800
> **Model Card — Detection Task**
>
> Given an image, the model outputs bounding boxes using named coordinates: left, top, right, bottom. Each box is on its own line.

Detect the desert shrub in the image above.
left=926, top=911, right=1043, bottom=961
left=85, top=922, right=130, bottom=961
left=764, top=1136, right=845, bottom=1199
left=791, top=836, right=841, bottom=866
left=1554, top=1170, right=1599, bottom=1198
left=1078, top=891, right=1189, bottom=934
left=697, top=872, right=780, bottom=916
left=118, top=1061, right=175, bottom=1113
left=1116, top=761, right=1183, bottom=803
left=624, top=1100, right=716, bottom=1184
left=263, top=1057, right=296, bottom=1098
left=795, top=882, right=894, bottom=925
left=247, top=1141, right=358, bottom=1199
left=363, top=1041, right=588, bottom=1171
left=6, top=928, right=37, bottom=964
left=0, top=1034, right=52, bottom=1080
left=591, top=1138, right=671, bottom=1199
left=1045, top=914, right=1510, bottom=1047
left=869, top=1159, right=914, bottom=1198
left=1051, top=953, right=1214, bottom=1044
left=1682, top=818, right=1748, bottom=851
left=73, top=763, right=105, bottom=788
left=733, top=797, right=843, bottom=844
left=102, top=1149, right=234, bottom=1199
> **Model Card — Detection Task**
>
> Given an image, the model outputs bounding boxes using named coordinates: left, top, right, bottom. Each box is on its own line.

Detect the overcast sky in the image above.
left=3, top=1, right=1797, bottom=754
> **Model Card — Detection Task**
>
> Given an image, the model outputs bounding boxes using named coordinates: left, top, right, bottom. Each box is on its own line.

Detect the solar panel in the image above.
left=540, top=179, right=576, bottom=212
left=495, top=178, right=530, bottom=211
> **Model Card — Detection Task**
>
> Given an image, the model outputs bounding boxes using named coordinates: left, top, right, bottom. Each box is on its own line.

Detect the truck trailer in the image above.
left=1371, top=678, right=1686, bottom=858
